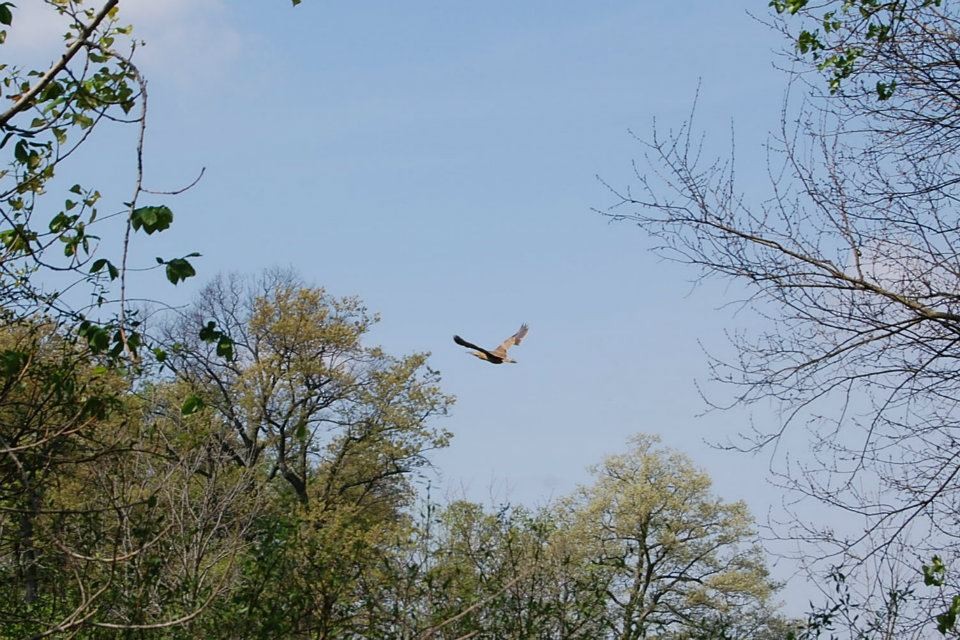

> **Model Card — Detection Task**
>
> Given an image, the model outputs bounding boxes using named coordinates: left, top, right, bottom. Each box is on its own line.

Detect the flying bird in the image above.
left=453, top=324, right=529, bottom=364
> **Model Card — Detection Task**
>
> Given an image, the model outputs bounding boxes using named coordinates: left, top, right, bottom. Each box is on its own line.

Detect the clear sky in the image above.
left=13, top=0, right=812, bottom=601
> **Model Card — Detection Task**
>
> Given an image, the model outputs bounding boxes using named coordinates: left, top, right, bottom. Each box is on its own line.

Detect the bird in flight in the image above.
left=453, top=324, right=529, bottom=364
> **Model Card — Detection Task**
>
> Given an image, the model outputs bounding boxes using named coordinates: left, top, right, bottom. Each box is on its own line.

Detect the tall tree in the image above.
left=564, top=435, right=778, bottom=640
left=602, top=0, right=960, bottom=630
left=161, top=269, right=453, bottom=638
left=0, top=322, right=261, bottom=636
left=161, top=270, right=452, bottom=508
left=397, top=437, right=782, bottom=640
left=0, top=321, right=123, bottom=627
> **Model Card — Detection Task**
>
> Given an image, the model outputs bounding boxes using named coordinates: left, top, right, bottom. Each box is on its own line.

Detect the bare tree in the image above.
left=600, top=0, right=960, bottom=622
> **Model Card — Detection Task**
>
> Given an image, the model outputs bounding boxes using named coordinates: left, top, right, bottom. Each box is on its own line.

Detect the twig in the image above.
left=118, top=62, right=148, bottom=363
left=142, top=167, right=206, bottom=196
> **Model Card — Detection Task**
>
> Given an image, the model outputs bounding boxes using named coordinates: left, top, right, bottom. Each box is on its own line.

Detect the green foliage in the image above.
left=90, top=257, right=120, bottom=280
left=0, top=1, right=797, bottom=637
left=0, top=286, right=457, bottom=637
left=0, top=348, right=26, bottom=375
left=940, top=598, right=960, bottom=636
left=0, top=321, right=131, bottom=635
left=180, top=392, right=204, bottom=415
left=370, top=437, right=785, bottom=640
left=562, top=434, right=780, bottom=639
left=770, top=0, right=945, bottom=97
left=926, top=556, right=948, bottom=587
left=0, top=2, right=206, bottom=367
left=923, top=556, right=960, bottom=635
left=197, top=319, right=234, bottom=360
left=130, top=205, right=174, bottom=234
left=162, top=255, right=198, bottom=284
left=2, top=297, right=787, bottom=638
left=875, top=80, right=896, bottom=100
left=143, top=272, right=455, bottom=636
left=0, top=3, right=250, bottom=632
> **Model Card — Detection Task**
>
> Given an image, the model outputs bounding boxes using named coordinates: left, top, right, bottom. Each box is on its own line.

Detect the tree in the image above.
left=0, top=3, right=315, bottom=636
left=0, top=1, right=200, bottom=627
left=401, top=500, right=610, bottom=639
left=0, top=0, right=203, bottom=357
left=562, top=435, right=780, bottom=640
left=160, top=270, right=452, bottom=509
left=0, top=320, right=124, bottom=629
left=390, top=436, right=783, bottom=640
left=601, top=0, right=960, bottom=631
left=159, top=269, right=454, bottom=638
left=0, top=320, right=259, bottom=637
left=770, top=0, right=950, bottom=101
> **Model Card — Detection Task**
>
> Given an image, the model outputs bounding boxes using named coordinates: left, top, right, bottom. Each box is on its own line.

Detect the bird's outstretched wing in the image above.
left=493, top=323, right=528, bottom=357
left=453, top=335, right=498, bottom=360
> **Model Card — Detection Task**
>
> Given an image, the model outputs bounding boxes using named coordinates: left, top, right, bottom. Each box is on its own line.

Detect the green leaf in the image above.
left=924, top=555, right=946, bottom=587
left=73, top=113, right=94, bottom=129
left=216, top=335, right=235, bottom=361
left=90, top=258, right=119, bottom=280
left=769, top=0, right=808, bottom=14
left=295, top=420, right=308, bottom=441
left=14, top=139, right=27, bottom=163
left=164, top=257, right=196, bottom=284
left=797, top=30, right=824, bottom=54
left=198, top=321, right=235, bottom=361
left=1, top=224, right=37, bottom=253
left=181, top=394, right=205, bottom=416
left=82, top=395, right=109, bottom=419
left=152, top=347, right=167, bottom=363
left=876, top=80, right=896, bottom=100
left=108, top=330, right=126, bottom=358
left=0, top=3, right=13, bottom=27
left=937, top=595, right=960, bottom=634
left=39, top=81, right=64, bottom=101
left=0, top=349, right=27, bottom=376
left=78, top=321, right=111, bottom=353
left=49, top=212, right=76, bottom=232
left=199, top=321, right=218, bottom=343
left=130, top=205, right=173, bottom=234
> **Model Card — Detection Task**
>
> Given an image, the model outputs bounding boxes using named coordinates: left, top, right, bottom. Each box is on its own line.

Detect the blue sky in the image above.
left=14, top=0, right=815, bottom=599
